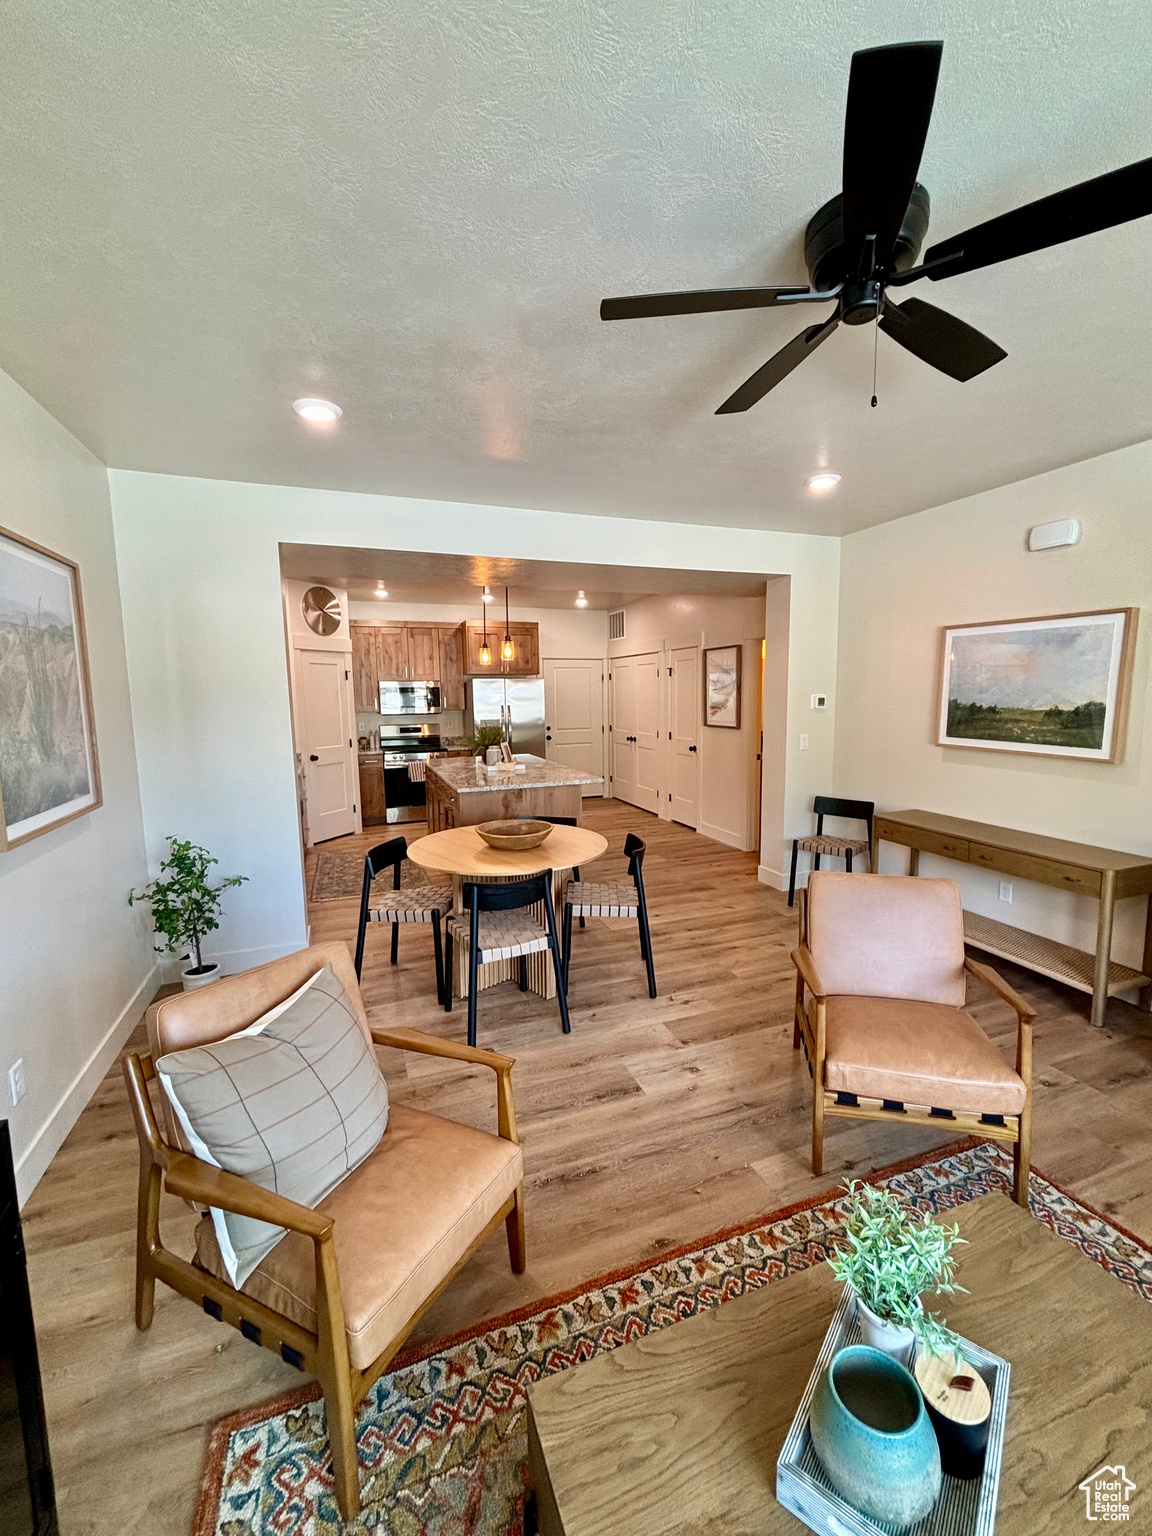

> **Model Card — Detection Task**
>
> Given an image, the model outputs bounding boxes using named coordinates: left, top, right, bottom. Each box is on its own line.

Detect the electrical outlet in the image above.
left=799, top=733, right=809, bottom=751
left=8, top=1058, right=26, bottom=1107
left=998, top=881, right=1013, bottom=904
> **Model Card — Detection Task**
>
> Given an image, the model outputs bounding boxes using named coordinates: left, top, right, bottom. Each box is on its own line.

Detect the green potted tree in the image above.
left=828, top=1180, right=966, bottom=1365
left=129, top=837, right=247, bottom=991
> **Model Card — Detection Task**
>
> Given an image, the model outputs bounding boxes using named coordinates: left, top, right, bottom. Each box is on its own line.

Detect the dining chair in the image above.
left=563, top=832, right=657, bottom=998
left=353, top=836, right=453, bottom=1002
left=788, top=795, right=875, bottom=907
left=516, top=814, right=584, bottom=927
left=445, top=874, right=570, bottom=1046
left=791, top=872, right=1035, bottom=1205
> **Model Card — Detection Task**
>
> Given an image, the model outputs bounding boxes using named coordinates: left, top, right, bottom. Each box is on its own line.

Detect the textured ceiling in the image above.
left=279, top=544, right=768, bottom=608
left=1, top=1, right=1149, bottom=536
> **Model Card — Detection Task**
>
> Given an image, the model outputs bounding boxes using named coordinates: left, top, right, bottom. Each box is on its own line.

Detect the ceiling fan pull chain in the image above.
left=871, top=314, right=879, bottom=407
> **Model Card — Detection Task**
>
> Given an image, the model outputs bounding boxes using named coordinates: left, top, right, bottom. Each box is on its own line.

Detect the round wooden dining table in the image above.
left=407, top=823, right=608, bottom=1000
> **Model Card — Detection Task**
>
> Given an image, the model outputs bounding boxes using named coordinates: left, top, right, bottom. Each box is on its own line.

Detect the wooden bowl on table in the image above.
left=476, top=819, right=554, bottom=851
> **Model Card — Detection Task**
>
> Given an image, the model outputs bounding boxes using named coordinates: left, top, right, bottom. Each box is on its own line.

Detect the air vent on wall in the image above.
left=608, top=610, right=626, bottom=641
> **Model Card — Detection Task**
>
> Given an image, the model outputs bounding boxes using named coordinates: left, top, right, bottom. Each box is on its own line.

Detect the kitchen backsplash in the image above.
left=356, top=709, right=467, bottom=749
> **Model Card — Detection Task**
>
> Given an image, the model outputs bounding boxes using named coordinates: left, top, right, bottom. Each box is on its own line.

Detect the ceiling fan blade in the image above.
left=879, top=296, right=1006, bottom=381
left=601, top=286, right=814, bottom=321
left=715, top=313, right=840, bottom=413
left=923, top=156, right=1152, bottom=280
left=842, top=41, right=943, bottom=274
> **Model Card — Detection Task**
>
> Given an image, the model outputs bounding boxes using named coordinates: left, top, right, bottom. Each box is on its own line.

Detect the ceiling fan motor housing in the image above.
left=804, top=183, right=931, bottom=295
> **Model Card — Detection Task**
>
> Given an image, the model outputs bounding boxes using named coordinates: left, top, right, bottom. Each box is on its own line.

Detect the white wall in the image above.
left=609, top=592, right=767, bottom=851
left=0, top=370, right=152, bottom=1203
left=110, top=471, right=841, bottom=964
left=834, top=439, right=1152, bottom=975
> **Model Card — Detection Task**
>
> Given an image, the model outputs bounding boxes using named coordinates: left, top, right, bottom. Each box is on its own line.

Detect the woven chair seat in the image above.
left=367, top=886, right=453, bottom=924
left=795, top=834, right=869, bottom=857
left=565, top=880, right=639, bottom=918
left=447, top=911, right=551, bottom=963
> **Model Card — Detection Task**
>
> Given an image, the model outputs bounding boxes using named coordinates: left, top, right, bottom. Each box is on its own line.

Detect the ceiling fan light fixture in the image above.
left=292, top=397, right=343, bottom=425
left=805, top=472, right=842, bottom=492
left=574, top=590, right=589, bottom=607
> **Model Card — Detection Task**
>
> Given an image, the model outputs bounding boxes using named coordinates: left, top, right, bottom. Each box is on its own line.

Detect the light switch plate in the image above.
left=799, top=733, right=809, bottom=751
left=8, top=1058, right=26, bottom=1107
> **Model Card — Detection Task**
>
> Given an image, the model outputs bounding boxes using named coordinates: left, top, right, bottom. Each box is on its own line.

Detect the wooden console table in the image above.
left=874, top=809, right=1152, bottom=1028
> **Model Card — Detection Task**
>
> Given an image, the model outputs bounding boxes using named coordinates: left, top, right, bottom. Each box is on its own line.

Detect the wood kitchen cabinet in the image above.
left=358, top=754, right=387, bottom=825
left=461, top=620, right=540, bottom=677
left=437, top=623, right=466, bottom=708
left=375, top=626, right=409, bottom=681
left=350, top=623, right=381, bottom=710
left=407, top=626, right=440, bottom=681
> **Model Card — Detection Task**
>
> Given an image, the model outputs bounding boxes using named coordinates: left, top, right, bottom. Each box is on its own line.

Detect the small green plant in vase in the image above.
left=466, top=722, right=506, bottom=754
left=828, top=1179, right=967, bottom=1364
left=130, top=837, right=247, bottom=991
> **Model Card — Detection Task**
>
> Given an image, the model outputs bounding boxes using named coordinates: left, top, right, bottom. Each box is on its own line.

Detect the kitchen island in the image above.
left=425, top=755, right=602, bottom=831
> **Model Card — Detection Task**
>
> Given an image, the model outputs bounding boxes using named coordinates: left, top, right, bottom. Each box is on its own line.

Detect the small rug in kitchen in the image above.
left=195, top=1140, right=1152, bottom=1535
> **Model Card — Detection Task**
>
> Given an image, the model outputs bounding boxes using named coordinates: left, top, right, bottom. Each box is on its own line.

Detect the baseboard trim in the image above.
left=758, top=863, right=788, bottom=891
left=698, top=821, right=750, bottom=852
left=158, top=939, right=309, bottom=983
left=15, top=961, right=160, bottom=1206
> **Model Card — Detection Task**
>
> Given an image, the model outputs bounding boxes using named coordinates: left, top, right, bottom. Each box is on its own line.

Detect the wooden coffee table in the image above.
left=527, top=1194, right=1152, bottom=1536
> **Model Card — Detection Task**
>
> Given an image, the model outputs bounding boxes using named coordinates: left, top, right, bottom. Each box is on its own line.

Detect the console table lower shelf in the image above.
left=963, top=911, right=1150, bottom=1006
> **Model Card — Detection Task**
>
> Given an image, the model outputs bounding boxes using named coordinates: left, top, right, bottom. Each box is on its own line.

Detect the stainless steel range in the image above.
left=380, top=727, right=443, bottom=825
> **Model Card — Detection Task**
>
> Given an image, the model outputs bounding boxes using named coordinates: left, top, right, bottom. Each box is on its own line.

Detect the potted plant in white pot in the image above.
left=130, top=837, right=247, bottom=990
left=828, top=1179, right=966, bottom=1365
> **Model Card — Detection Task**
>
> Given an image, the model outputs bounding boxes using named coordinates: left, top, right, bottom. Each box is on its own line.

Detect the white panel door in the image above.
left=670, top=645, right=699, bottom=828
left=298, top=648, right=358, bottom=844
left=543, top=659, right=604, bottom=796
left=611, top=652, right=660, bottom=813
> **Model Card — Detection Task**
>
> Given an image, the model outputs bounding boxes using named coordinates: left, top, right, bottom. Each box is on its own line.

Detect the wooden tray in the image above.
left=776, top=1289, right=1010, bottom=1536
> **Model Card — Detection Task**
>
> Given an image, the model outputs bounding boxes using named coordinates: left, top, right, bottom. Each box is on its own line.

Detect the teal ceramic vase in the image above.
left=809, top=1345, right=942, bottom=1528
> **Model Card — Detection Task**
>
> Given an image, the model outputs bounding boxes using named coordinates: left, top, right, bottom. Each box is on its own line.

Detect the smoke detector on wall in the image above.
left=1027, top=519, right=1082, bottom=551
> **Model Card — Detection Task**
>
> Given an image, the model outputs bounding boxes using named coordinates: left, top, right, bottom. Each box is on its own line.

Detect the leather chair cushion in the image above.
left=824, top=995, right=1027, bottom=1116
left=808, top=873, right=966, bottom=1006
left=147, top=942, right=367, bottom=1149
left=194, top=1103, right=523, bottom=1371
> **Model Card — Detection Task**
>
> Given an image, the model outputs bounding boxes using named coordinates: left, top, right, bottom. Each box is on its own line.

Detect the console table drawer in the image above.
left=968, top=842, right=1102, bottom=896
left=874, top=819, right=969, bottom=861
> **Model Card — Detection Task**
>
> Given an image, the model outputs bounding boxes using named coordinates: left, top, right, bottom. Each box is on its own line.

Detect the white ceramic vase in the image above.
left=181, top=961, right=221, bottom=992
left=853, top=1291, right=919, bottom=1366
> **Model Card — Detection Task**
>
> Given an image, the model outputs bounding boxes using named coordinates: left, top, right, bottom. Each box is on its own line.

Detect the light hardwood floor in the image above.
left=22, top=799, right=1152, bottom=1534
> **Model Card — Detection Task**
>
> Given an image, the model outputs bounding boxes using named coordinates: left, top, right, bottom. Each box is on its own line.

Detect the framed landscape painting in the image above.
left=938, top=608, right=1137, bottom=762
left=704, top=644, right=741, bottom=728
left=0, top=526, right=101, bottom=849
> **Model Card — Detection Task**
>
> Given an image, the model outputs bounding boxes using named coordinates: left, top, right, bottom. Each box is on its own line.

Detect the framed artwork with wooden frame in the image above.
left=937, top=608, right=1138, bottom=763
left=0, top=525, right=102, bottom=849
left=703, top=644, right=741, bottom=729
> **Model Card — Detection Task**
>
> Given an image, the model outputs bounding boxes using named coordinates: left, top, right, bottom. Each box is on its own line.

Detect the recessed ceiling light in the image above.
left=292, top=397, right=343, bottom=425
left=481, top=585, right=494, bottom=603
left=574, top=590, right=589, bottom=607
left=375, top=584, right=389, bottom=599
left=806, top=472, right=841, bottom=492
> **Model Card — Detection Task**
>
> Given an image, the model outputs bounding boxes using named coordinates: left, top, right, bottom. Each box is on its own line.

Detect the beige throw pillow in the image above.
left=156, top=964, right=389, bottom=1287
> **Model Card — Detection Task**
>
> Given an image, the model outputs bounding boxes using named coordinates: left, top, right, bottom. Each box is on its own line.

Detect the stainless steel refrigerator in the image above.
left=466, top=677, right=546, bottom=759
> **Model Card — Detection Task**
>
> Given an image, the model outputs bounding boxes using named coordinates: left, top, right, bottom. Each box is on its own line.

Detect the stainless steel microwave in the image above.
left=379, top=680, right=442, bottom=715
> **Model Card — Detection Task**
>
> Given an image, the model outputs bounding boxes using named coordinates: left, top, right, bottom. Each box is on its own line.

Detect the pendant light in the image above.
left=478, top=588, right=492, bottom=667
left=501, top=586, right=515, bottom=662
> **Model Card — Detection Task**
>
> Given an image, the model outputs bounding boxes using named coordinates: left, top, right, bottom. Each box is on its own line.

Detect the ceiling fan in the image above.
left=600, top=41, right=1152, bottom=413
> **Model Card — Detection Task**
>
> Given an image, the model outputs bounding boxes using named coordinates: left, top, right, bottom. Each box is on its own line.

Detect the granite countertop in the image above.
left=426, top=754, right=603, bottom=794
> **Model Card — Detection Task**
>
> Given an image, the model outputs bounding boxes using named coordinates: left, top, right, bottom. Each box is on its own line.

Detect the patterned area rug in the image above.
left=309, top=849, right=427, bottom=903
left=195, top=1141, right=1152, bottom=1535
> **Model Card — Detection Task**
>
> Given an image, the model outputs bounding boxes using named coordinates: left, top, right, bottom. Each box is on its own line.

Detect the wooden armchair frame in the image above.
left=123, top=1025, right=524, bottom=1521
left=790, top=889, right=1035, bottom=1207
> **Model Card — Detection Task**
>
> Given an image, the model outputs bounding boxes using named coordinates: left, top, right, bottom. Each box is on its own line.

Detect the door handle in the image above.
left=309, top=754, right=319, bottom=761
left=688, top=745, right=697, bottom=753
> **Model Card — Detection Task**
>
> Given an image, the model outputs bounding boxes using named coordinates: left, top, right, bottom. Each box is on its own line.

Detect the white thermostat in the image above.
left=811, top=693, right=827, bottom=710
left=1027, top=518, right=1081, bottom=551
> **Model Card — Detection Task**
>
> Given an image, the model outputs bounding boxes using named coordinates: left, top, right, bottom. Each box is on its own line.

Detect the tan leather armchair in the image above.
left=791, top=873, right=1035, bottom=1205
left=123, top=941, right=525, bottom=1521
